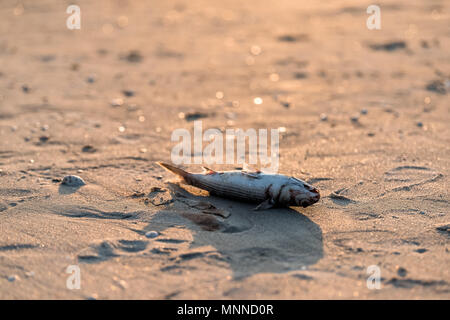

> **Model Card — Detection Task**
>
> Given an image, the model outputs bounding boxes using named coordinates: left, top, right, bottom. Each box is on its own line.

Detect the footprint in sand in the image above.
left=384, top=166, right=443, bottom=192
left=148, top=204, right=323, bottom=279
left=386, top=278, right=449, bottom=290
left=50, top=205, right=143, bottom=220
left=77, top=239, right=148, bottom=263
left=435, top=224, right=450, bottom=237
left=0, top=243, right=39, bottom=252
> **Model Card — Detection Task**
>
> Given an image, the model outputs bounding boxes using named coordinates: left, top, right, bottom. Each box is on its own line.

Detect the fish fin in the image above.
left=253, top=198, right=275, bottom=211
left=241, top=172, right=260, bottom=179
left=202, top=166, right=216, bottom=175
left=157, top=162, right=189, bottom=179
left=242, top=163, right=262, bottom=176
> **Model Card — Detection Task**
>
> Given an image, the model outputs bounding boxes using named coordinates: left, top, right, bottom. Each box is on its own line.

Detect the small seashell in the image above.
left=253, top=97, right=263, bottom=105
left=62, top=175, right=86, bottom=187
left=25, top=271, right=35, bottom=277
left=270, top=73, right=280, bottom=82
left=250, top=45, right=262, bottom=56
left=215, top=91, right=224, bottom=99
left=115, top=279, right=128, bottom=289
left=110, top=98, right=124, bottom=107
left=145, top=231, right=159, bottom=239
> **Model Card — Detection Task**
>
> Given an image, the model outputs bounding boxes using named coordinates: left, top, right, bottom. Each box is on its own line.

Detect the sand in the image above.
left=0, top=0, right=449, bottom=299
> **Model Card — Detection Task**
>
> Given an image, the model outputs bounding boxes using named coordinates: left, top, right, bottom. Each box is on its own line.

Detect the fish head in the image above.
left=288, top=178, right=320, bottom=208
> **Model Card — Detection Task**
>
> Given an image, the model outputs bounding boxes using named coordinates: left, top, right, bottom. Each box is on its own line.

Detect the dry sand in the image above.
left=0, top=0, right=449, bottom=299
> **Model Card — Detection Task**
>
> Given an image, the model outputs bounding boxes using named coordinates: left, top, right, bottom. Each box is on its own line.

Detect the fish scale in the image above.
left=195, top=176, right=266, bottom=202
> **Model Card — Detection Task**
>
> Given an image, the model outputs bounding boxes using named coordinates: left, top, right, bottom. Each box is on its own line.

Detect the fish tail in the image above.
left=157, top=162, right=190, bottom=179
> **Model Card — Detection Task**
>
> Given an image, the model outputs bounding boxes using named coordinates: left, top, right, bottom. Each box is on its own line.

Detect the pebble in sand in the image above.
left=145, top=231, right=159, bottom=239
left=62, top=175, right=86, bottom=187
left=8, top=275, right=18, bottom=282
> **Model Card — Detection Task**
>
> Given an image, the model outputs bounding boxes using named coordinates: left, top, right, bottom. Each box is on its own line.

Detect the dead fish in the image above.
left=157, top=162, right=320, bottom=210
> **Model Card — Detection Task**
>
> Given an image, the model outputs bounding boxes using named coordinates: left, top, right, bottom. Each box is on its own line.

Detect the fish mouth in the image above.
left=301, top=200, right=312, bottom=208
left=300, top=192, right=320, bottom=207
left=313, top=191, right=320, bottom=202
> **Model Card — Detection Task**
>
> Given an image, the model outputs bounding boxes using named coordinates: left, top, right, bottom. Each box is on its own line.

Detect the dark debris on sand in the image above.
left=369, top=41, right=407, bottom=51
left=426, top=79, right=448, bottom=95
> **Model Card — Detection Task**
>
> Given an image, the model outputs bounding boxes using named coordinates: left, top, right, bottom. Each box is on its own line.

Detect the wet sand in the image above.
left=0, top=0, right=449, bottom=299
